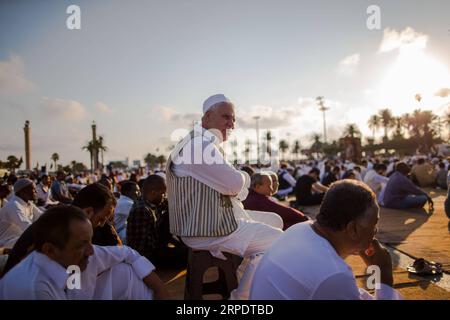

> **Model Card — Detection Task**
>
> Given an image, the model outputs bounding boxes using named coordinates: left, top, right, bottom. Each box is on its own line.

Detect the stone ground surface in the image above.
left=158, top=189, right=450, bottom=300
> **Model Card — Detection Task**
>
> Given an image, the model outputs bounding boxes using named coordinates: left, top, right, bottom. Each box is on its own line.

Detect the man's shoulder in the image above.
left=129, top=199, right=153, bottom=215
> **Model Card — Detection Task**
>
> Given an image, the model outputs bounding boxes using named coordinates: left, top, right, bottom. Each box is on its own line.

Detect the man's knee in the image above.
left=248, top=210, right=283, bottom=229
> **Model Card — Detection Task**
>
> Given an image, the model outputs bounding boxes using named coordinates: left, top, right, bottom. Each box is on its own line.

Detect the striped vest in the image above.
left=166, top=133, right=238, bottom=237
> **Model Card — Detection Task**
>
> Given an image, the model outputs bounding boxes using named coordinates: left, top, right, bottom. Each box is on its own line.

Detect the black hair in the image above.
left=395, top=162, right=410, bottom=175
left=121, top=180, right=138, bottom=195
left=7, top=174, right=17, bottom=185
left=0, top=184, right=11, bottom=197
left=143, top=174, right=166, bottom=193
left=34, top=205, right=89, bottom=251
left=72, top=183, right=116, bottom=212
left=316, top=180, right=376, bottom=231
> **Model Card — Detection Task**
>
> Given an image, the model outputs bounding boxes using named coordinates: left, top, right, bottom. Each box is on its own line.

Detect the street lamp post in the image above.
left=254, top=116, right=260, bottom=165
left=316, top=96, right=329, bottom=144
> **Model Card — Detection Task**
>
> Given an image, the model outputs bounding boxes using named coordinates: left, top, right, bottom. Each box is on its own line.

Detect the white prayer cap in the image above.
left=202, top=94, right=231, bottom=114
left=14, top=178, right=34, bottom=194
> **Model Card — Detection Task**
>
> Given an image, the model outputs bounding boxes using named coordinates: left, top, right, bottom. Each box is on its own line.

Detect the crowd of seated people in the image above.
left=0, top=151, right=448, bottom=300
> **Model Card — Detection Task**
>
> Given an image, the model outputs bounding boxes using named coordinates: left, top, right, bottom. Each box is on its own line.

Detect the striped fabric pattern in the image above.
left=166, top=136, right=238, bottom=237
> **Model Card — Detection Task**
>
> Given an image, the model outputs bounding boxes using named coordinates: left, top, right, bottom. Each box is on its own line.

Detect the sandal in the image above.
left=407, top=258, right=443, bottom=275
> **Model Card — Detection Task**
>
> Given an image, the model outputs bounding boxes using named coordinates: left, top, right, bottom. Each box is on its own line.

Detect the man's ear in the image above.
left=83, top=207, right=95, bottom=219
left=345, top=221, right=358, bottom=241
left=41, top=242, right=58, bottom=259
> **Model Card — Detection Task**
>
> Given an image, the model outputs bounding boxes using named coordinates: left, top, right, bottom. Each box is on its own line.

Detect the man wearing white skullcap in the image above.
left=202, top=93, right=231, bottom=114
left=0, top=178, right=43, bottom=246
left=166, top=94, right=283, bottom=300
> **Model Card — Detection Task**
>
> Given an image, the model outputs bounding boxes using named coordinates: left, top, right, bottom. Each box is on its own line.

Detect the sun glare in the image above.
left=377, top=48, right=450, bottom=115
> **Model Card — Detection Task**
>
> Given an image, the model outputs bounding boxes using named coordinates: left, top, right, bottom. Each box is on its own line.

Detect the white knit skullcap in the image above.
left=202, top=94, right=231, bottom=114
left=13, top=178, right=34, bottom=194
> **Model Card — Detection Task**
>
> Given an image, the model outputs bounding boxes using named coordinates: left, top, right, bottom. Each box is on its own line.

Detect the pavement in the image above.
left=159, top=188, right=450, bottom=300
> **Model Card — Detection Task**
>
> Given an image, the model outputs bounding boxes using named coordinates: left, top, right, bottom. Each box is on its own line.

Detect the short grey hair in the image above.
left=265, top=171, right=278, bottom=180
left=250, top=173, right=271, bottom=189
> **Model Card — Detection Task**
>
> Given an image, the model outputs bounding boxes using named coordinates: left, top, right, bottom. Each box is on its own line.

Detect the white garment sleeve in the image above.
left=236, top=171, right=251, bottom=201
left=10, top=206, right=40, bottom=232
left=31, top=205, right=43, bottom=222
left=173, top=138, right=245, bottom=195
left=91, top=245, right=155, bottom=280
left=374, top=174, right=389, bottom=184
left=312, top=272, right=402, bottom=300
left=282, top=172, right=297, bottom=187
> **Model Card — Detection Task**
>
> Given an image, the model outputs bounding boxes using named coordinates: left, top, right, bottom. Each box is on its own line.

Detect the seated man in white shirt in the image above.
left=114, top=181, right=140, bottom=244
left=250, top=180, right=402, bottom=300
left=0, top=205, right=168, bottom=300
left=0, top=178, right=43, bottom=235
left=363, top=163, right=389, bottom=202
left=168, top=94, right=283, bottom=300
left=276, top=164, right=297, bottom=200
left=36, top=175, right=59, bottom=208
left=0, top=184, right=12, bottom=208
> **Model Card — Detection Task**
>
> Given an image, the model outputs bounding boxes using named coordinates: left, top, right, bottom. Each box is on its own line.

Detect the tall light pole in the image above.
left=316, top=96, right=329, bottom=144
left=24, top=120, right=31, bottom=171
left=253, top=116, right=260, bottom=165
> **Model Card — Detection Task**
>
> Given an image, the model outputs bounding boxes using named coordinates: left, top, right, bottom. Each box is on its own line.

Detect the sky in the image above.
left=0, top=0, right=449, bottom=167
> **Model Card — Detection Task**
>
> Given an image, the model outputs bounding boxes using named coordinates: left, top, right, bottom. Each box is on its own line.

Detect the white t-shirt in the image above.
left=250, top=222, right=401, bottom=300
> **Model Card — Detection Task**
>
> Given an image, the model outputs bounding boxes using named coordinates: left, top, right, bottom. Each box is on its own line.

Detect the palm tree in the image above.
left=265, top=130, right=273, bottom=156
left=144, top=153, right=157, bottom=171
left=310, top=134, right=323, bottom=158
left=392, top=117, right=406, bottom=138
left=51, top=153, right=59, bottom=171
left=82, top=141, right=95, bottom=172
left=156, top=155, right=167, bottom=169
left=244, top=139, right=253, bottom=163
left=82, top=136, right=107, bottom=172
left=279, top=140, right=289, bottom=160
left=367, top=115, right=381, bottom=140
left=6, top=155, right=22, bottom=173
left=96, top=135, right=108, bottom=171
left=343, top=123, right=361, bottom=138
left=446, top=111, right=450, bottom=141
left=230, top=139, right=238, bottom=164
left=291, top=140, right=301, bottom=161
left=378, top=108, right=394, bottom=141
left=404, top=109, right=438, bottom=153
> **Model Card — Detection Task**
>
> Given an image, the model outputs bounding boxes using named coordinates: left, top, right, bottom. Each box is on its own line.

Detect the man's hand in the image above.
left=359, top=239, right=394, bottom=287
left=143, top=271, right=170, bottom=300
left=426, top=196, right=434, bottom=213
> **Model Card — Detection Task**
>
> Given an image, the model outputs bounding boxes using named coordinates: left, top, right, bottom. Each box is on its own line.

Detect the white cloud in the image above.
left=95, top=102, right=112, bottom=114
left=236, top=105, right=301, bottom=130
left=379, top=27, right=428, bottom=53
left=0, top=54, right=35, bottom=95
left=40, top=97, right=86, bottom=121
left=375, top=27, right=450, bottom=115
left=435, top=87, right=450, bottom=98
left=153, top=106, right=200, bottom=123
left=337, top=53, right=360, bottom=75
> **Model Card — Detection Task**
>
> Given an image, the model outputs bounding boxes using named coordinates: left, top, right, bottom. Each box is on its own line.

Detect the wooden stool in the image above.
left=184, top=249, right=242, bottom=300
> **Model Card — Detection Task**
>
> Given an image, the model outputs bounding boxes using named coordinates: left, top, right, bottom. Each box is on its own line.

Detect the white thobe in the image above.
left=0, top=195, right=43, bottom=233
left=0, top=245, right=155, bottom=300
